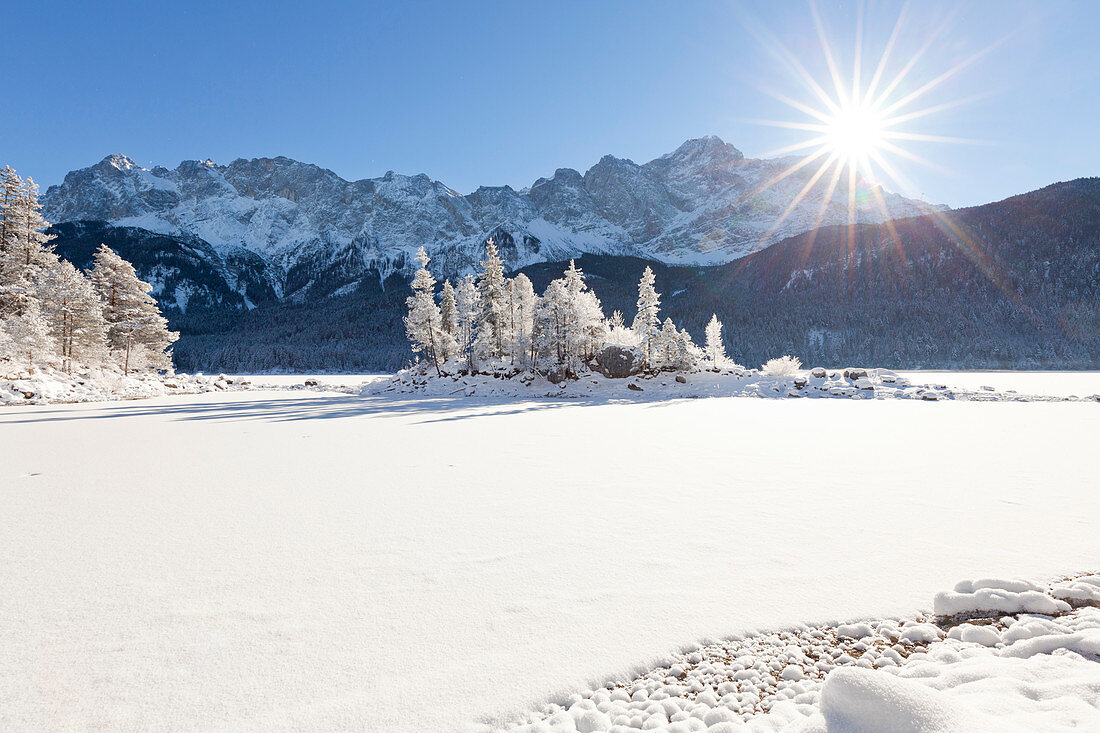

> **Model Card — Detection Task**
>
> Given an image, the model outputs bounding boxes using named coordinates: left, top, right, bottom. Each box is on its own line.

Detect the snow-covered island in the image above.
left=379, top=241, right=1097, bottom=404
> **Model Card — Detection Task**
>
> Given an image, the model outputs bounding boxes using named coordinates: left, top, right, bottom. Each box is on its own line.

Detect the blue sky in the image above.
left=4, top=0, right=1098, bottom=207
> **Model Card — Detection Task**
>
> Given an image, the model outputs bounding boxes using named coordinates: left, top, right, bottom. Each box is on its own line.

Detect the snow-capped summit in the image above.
left=43, top=137, right=942, bottom=295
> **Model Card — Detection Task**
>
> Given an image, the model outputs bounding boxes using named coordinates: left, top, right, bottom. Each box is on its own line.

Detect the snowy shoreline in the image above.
left=508, top=574, right=1100, bottom=732
left=5, top=367, right=1099, bottom=407
left=369, top=367, right=1100, bottom=404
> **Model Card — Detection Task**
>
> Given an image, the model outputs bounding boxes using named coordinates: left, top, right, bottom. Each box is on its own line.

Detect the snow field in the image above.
left=1, top=389, right=1098, bottom=731
left=899, top=371, right=1100, bottom=398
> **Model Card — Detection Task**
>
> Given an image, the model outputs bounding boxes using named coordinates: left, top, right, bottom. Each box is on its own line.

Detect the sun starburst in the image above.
left=741, top=2, right=997, bottom=249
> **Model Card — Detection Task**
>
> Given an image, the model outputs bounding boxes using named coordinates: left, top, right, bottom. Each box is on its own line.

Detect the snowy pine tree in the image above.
left=475, top=238, right=507, bottom=363
left=0, top=170, right=55, bottom=317
left=533, top=278, right=570, bottom=368
left=704, top=314, right=727, bottom=368
left=403, top=246, right=444, bottom=375
left=455, top=274, right=479, bottom=372
left=0, top=166, right=21, bottom=258
left=440, top=279, right=458, bottom=338
left=0, top=299, right=56, bottom=371
left=40, top=258, right=108, bottom=373
left=90, top=244, right=177, bottom=374
left=436, top=279, right=460, bottom=364
left=510, top=273, right=537, bottom=367
left=632, top=266, right=661, bottom=368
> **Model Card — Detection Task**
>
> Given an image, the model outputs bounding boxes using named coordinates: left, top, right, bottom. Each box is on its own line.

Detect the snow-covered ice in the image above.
left=899, top=370, right=1100, bottom=398
left=1, top=387, right=1097, bottom=730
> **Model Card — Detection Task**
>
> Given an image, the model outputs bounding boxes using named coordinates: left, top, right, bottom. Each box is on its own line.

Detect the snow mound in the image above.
left=0, top=369, right=262, bottom=406
left=820, top=667, right=988, bottom=732
left=1051, top=576, right=1100, bottom=605
left=934, top=579, right=1071, bottom=617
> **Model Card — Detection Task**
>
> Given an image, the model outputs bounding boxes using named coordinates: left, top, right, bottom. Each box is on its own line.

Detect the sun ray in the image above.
left=811, top=1, right=850, bottom=109
left=879, top=40, right=1004, bottom=117
left=875, top=140, right=953, bottom=177
left=755, top=151, right=840, bottom=250
left=878, top=94, right=991, bottom=127
left=756, top=136, right=834, bottom=159
left=748, top=144, right=834, bottom=199
left=879, top=131, right=981, bottom=145
left=744, top=119, right=831, bottom=133
left=863, top=2, right=908, bottom=102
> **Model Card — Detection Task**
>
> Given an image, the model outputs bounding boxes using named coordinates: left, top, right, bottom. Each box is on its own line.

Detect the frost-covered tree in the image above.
left=510, top=273, right=537, bottom=367
left=440, top=279, right=458, bottom=338
left=0, top=299, right=56, bottom=371
left=40, top=258, right=108, bottom=373
left=651, top=318, right=700, bottom=372
left=633, top=266, right=661, bottom=368
left=704, top=314, right=727, bottom=367
left=0, top=166, right=21, bottom=257
left=560, top=260, right=606, bottom=362
left=0, top=171, right=55, bottom=317
left=455, top=274, right=479, bottom=371
left=475, top=238, right=507, bottom=361
left=89, top=244, right=177, bottom=373
left=403, top=246, right=445, bottom=375
left=531, top=262, right=608, bottom=374
left=438, top=279, right=460, bottom=363
left=533, top=278, right=570, bottom=368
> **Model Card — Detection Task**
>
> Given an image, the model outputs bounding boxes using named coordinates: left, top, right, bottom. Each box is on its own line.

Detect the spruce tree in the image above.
left=510, top=274, right=537, bottom=367
left=438, top=279, right=459, bottom=364
left=440, top=279, right=458, bottom=337
left=89, top=244, right=177, bottom=373
left=455, top=275, right=479, bottom=372
left=704, top=314, right=727, bottom=368
left=633, top=266, right=661, bottom=368
left=475, top=238, right=507, bottom=362
left=403, top=246, right=444, bottom=375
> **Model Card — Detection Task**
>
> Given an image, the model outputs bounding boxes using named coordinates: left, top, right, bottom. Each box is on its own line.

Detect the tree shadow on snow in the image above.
left=0, top=390, right=704, bottom=426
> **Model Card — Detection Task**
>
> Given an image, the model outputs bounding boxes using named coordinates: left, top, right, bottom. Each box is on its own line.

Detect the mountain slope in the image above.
left=47, top=178, right=1097, bottom=372
left=42, top=137, right=939, bottom=301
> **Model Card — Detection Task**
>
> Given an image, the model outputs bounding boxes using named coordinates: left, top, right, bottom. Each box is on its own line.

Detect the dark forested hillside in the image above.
left=49, top=179, right=1100, bottom=372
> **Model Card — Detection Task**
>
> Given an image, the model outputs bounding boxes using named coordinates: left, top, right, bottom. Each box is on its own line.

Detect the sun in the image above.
left=824, top=101, right=886, bottom=164
left=741, top=2, right=989, bottom=241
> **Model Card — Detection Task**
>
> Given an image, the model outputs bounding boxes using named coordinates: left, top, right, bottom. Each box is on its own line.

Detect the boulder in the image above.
left=793, top=377, right=808, bottom=389
left=304, top=378, right=319, bottom=386
left=811, top=367, right=827, bottom=379
left=675, top=375, right=687, bottom=383
left=547, top=367, right=566, bottom=384
left=627, top=382, right=644, bottom=391
left=594, top=345, right=640, bottom=378
left=843, top=368, right=868, bottom=380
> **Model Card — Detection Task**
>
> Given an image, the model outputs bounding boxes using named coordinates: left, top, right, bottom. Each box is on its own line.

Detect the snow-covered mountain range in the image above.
left=43, top=136, right=940, bottom=300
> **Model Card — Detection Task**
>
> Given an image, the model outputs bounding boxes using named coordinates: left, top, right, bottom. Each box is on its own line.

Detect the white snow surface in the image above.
left=899, top=371, right=1100, bottom=398
left=1, top=388, right=1097, bottom=731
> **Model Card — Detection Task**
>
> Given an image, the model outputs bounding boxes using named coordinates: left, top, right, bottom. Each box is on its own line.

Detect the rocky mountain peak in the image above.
left=42, top=137, right=944, bottom=296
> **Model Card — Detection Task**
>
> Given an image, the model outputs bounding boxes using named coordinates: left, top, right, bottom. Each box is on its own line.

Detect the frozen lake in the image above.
left=2, top=382, right=1097, bottom=730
